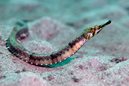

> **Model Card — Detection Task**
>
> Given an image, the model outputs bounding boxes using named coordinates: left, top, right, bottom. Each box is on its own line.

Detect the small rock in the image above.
left=72, top=76, right=80, bottom=83
left=110, top=57, right=127, bottom=63
left=47, top=75, right=55, bottom=81
left=78, top=65, right=84, bottom=70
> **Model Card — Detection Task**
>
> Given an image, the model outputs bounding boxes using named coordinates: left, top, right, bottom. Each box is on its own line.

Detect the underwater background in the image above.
left=0, top=0, right=129, bottom=86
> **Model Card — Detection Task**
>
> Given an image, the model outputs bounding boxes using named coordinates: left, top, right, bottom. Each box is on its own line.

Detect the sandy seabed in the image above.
left=0, top=0, right=129, bottom=86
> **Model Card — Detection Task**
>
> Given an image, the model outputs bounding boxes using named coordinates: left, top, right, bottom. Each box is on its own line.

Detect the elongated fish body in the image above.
left=6, top=20, right=111, bottom=68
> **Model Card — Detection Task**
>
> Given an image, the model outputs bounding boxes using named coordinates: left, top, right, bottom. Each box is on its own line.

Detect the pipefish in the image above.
left=6, top=20, right=111, bottom=68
